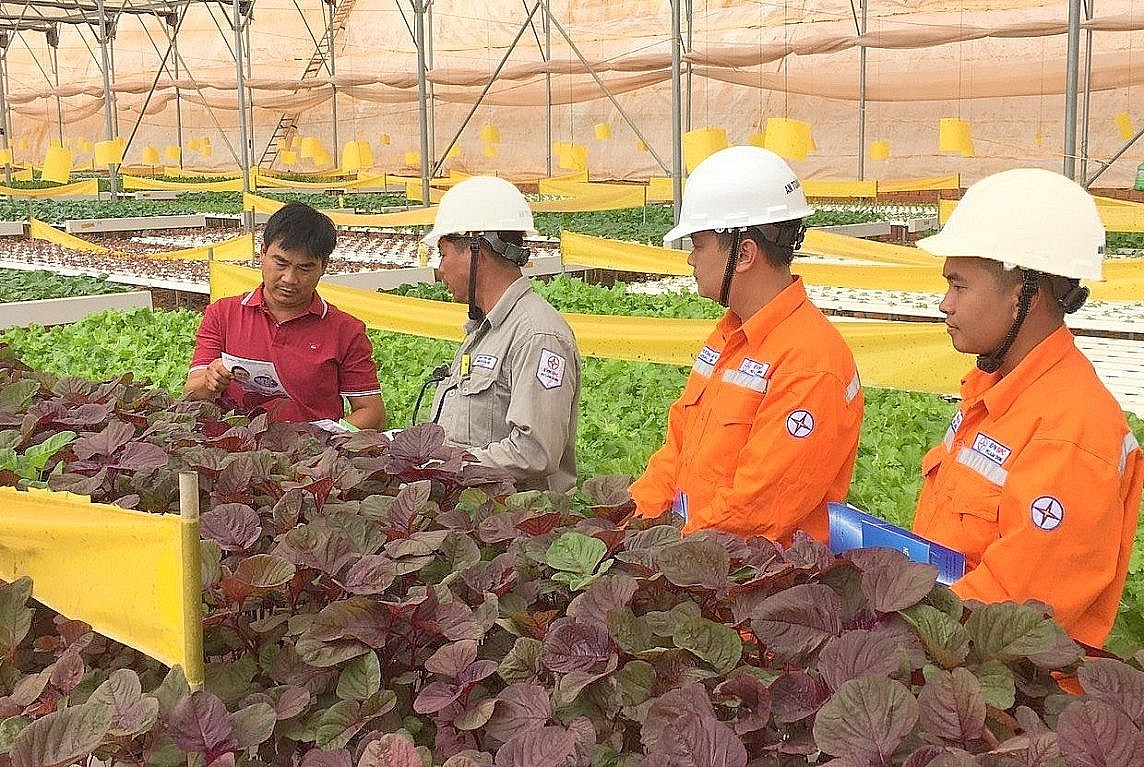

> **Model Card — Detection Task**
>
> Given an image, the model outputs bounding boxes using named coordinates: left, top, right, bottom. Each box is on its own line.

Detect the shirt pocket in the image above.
left=458, top=371, right=499, bottom=447
left=692, top=385, right=765, bottom=484
left=946, top=448, right=1004, bottom=563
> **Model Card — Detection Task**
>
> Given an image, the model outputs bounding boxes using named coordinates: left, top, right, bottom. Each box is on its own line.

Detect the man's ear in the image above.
left=734, top=236, right=762, bottom=273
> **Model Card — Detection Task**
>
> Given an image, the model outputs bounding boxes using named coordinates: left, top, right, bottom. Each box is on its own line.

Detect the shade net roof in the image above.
left=1, top=0, right=1142, bottom=185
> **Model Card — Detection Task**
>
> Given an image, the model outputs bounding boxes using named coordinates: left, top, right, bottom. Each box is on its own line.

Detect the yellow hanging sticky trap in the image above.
left=869, top=140, right=890, bottom=160
left=763, top=118, right=810, bottom=161
left=141, top=146, right=160, bottom=165
left=594, top=123, right=612, bottom=140
left=483, top=144, right=499, bottom=158
left=1114, top=111, right=1134, bottom=140
left=0, top=148, right=12, bottom=165
left=636, top=139, right=648, bottom=153
left=280, top=150, right=297, bottom=166
left=94, top=140, right=123, bottom=166
left=444, top=144, right=460, bottom=159
left=42, top=145, right=73, bottom=183
left=300, top=136, right=320, bottom=159
left=356, top=140, right=374, bottom=168
left=747, top=132, right=766, bottom=148
left=341, top=141, right=362, bottom=171
left=939, top=118, right=971, bottom=152
left=481, top=124, right=501, bottom=144
left=380, top=133, right=391, bottom=146
left=682, top=127, right=730, bottom=172
left=164, top=145, right=181, bottom=162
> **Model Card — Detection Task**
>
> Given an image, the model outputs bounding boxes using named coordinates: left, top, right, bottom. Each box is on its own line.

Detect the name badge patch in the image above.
left=971, top=432, right=1012, bottom=466
left=697, top=346, right=721, bottom=366
left=738, top=357, right=770, bottom=379
left=472, top=354, right=498, bottom=371
left=536, top=348, right=567, bottom=389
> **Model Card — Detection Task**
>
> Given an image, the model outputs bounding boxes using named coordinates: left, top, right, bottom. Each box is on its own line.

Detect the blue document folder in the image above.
left=828, top=502, right=966, bottom=586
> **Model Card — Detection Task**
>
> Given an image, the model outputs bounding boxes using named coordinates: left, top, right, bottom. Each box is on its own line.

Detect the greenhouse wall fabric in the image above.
left=0, top=487, right=204, bottom=686
left=210, top=261, right=972, bottom=394
left=3, top=1, right=1141, bottom=186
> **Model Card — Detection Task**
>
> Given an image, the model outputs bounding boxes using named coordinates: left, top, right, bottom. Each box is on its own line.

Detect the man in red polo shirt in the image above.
left=184, top=202, right=385, bottom=429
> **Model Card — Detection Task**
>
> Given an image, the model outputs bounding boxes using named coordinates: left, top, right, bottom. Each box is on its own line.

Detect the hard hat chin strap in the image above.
left=467, top=234, right=484, bottom=322
left=977, top=269, right=1039, bottom=374
left=718, top=229, right=743, bottom=307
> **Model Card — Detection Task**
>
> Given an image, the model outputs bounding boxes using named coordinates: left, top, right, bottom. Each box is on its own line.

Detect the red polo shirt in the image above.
left=190, top=286, right=381, bottom=423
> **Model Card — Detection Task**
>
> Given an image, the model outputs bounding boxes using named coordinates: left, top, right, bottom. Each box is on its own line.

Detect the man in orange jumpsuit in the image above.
left=629, top=146, right=864, bottom=545
left=912, top=168, right=1143, bottom=648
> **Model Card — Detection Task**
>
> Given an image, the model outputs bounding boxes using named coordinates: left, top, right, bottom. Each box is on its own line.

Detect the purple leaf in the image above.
left=494, top=726, right=579, bottom=767
left=916, top=667, right=985, bottom=745
left=751, top=583, right=843, bottom=664
left=1057, top=698, right=1139, bottom=767
left=299, top=748, right=352, bottom=767
left=168, top=690, right=238, bottom=756
left=9, top=701, right=114, bottom=767
left=72, top=420, right=134, bottom=459
left=485, top=683, right=553, bottom=746
left=111, top=440, right=168, bottom=471
left=846, top=548, right=937, bottom=613
left=414, top=681, right=465, bottom=714
left=819, top=629, right=914, bottom=691
left=1076, top=658, right=1144, bottom=727
left=307, top=596, right=391, bottom=647
left=282, top=523, right=354, bottom=576
left=567, top=573, right=638, bottom=628
left=655, top=536, right=731, bottom=590
left=427, top=640, right=479, bottom=678
left=541, top=617, right=616, bottom=673
left=48, top=648, right=85, bottom=694
left=200, top=503, right=261, bottom=551
left=641, top=683, right=715, bottom=752
left=56, top=403, right=111, bottom=426
left=813, top=676, right=919, bottom=763
left=342, top=554, right=398, bottom=595
left=231, top=702, right=276, bottom=749
left=770, top=670, right=830, bottom=724
left=272, top=686, right=311, bottom=719
left=642, top=710, right=748, bottom=767
left=359, top=733, right=422, bottom=767
left=713, top=673, right=772, bottom=736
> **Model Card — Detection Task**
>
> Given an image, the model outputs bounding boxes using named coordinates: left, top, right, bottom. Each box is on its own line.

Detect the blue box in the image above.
left=828, top=502, right=966, bottom=586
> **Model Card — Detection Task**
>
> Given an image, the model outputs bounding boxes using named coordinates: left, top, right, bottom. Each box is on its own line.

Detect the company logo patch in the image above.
left=472, top=354, right=498, bottom=371
left=971, top=432, right=1012, bottom=466
left=536, top=348, right=566, bottom=389
left=1030, top=496, right=1064, bottom=531
left=786, top=409, right=815, bottom=438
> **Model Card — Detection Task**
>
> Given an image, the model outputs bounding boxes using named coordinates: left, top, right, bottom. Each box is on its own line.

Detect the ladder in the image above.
left=258, top=0, right=358, bottom=168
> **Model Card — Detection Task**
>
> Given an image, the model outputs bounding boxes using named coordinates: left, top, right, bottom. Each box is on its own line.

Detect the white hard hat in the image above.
left=917, top=168, right=1105, bottom=281
left=423, top=176, right=537, bottom=246
left=663, top=145, right=815, bottom=244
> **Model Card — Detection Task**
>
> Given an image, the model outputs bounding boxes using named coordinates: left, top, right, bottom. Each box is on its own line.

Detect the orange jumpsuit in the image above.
left=914, top=326, right=1143, bottom=648
left=630, top=278, right=863, bottom=545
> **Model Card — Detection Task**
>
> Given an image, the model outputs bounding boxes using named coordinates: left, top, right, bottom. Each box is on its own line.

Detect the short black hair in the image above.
left=715, top=220, right=804, bottom=268
left=262, top=201, right=337, bottom=262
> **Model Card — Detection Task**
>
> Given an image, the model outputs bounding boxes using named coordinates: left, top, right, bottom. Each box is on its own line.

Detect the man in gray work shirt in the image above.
left=423, top=176, right=581, bottom=493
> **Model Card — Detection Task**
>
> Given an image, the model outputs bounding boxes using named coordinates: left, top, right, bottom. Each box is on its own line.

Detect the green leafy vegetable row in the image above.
left=0, top=269, right=132, bottom=302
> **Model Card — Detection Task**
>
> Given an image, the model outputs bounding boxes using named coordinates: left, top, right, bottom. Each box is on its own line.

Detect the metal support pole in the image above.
left=1063, top=0, right=1081, bottom=179
left=544, top=0, right=552, bottom=177
left=414, top=0, right=430, bottom=205
left=50, top=36, right=63, bottom=145
left=172, top=19, right=183, bottom=169
left=0, top=37, right=11, bottom=188
left=670, top=0, right=683, bottom=231
left=232, top=0, right=252, bottom=224
left=327, top=0, right=339, bottom=157
left=95, top=2, right=117, bottom=196
left=1078, top=0, right=1094, bottom=183
left=684, top=0, right=692, bottom=132
left=857, top=0, right=867, bottom=181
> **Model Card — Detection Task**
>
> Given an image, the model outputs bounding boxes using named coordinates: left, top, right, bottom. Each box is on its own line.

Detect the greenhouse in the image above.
left=0, top=1, right=1141, bottom=765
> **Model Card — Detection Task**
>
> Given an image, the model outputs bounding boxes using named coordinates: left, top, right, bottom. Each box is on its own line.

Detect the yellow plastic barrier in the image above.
left=0, top=179, right=99, bottom=198
left=29, top=218, right=110, bottom=253
left=802, top=179, right=878, bottom=198
left=245, top=193, right=436, bottom=229
left=209, top=261, right=971, bottom=394
left=121, top=175, right=243, bottom=193
left=148, top=233, right=256, bottom=261
left=878, top=175, right=960, bottom=192
left=0, top=486, right=203, bottom=686
left=941, top=195, right=1144, bottom=233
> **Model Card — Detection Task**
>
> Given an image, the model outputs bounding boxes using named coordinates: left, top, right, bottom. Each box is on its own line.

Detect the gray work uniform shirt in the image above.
left=431, top=277, right=581, bottom=493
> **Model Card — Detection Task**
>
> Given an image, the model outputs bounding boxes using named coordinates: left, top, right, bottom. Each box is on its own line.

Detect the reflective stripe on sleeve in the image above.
left=955, top=446, right=1009, bottom=487
left=720, top=370, right=768, bottom=393
left=1122, top=431, right=1140, bottom=475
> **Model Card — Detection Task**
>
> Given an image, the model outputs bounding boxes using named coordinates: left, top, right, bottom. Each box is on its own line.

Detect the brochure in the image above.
left=221, top=352, right=288, bottom=397
left=827, top=502, right=966, bottom=586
